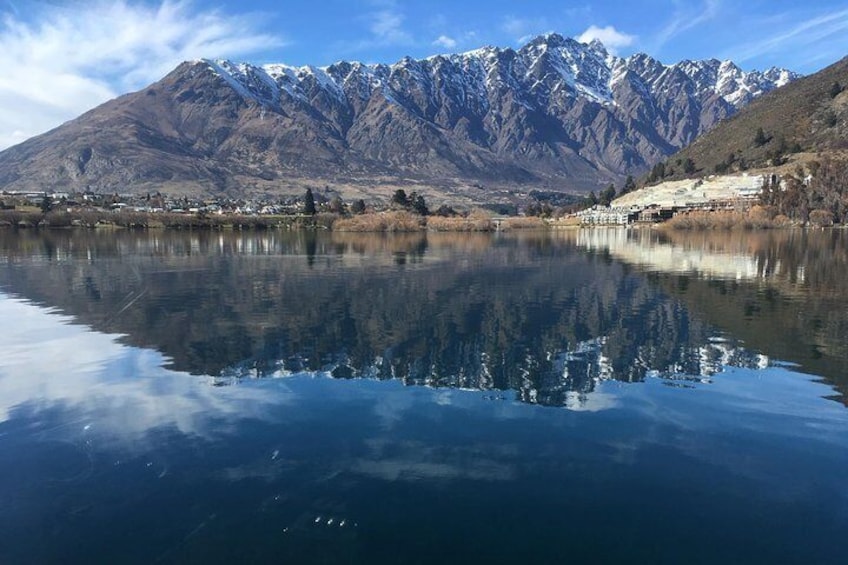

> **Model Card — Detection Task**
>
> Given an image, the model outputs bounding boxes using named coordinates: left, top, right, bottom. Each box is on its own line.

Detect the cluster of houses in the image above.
left=0, top=190, right=307, bottom=216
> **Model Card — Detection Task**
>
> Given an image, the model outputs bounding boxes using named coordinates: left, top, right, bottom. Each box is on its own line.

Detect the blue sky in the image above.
left=2, top=0, right=848, bottom=150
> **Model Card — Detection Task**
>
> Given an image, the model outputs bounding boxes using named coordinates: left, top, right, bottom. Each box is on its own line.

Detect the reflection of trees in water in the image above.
left=575, top=228, right=848, bottom=403
left=0, top=230, right=776, bottom=407
left=662, top=230, right=848, bottom=397
left=657, top=228, right=848, bottom=291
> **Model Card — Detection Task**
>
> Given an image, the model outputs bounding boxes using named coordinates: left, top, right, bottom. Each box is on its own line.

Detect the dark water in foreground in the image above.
left=0, top=228, right=846, bottom=564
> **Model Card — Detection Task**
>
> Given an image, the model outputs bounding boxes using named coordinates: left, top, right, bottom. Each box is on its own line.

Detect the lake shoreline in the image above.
left=2, top=208, right=843, bottom=232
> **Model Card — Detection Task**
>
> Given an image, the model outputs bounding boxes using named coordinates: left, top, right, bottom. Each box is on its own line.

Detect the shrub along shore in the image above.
left=657, top=205, right=842, bottom=230
left=0, top=208, right=551, bottom=232
left=0, top=206, right=840, bottom=232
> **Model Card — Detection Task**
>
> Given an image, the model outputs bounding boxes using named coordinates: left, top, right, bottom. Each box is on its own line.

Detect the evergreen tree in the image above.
left=350, top=199, right=366, bottom=214
left=759, top=174, right=779, bottom=207
left=824, top=111, right=838, bottom=127
left=599, top=184, right=616, bottom=206
left=40, top=194, right=53, bottom=214
left=411, top=193, right=429, bottom=215
left=648, top=162, right=666, bottom=183
left=391, top=189, right=409, bottom=208
left=683, top=157, right=696, bottom=174
left=621, top=175, right=636, bottom=194
left=754, top=127, right=768, bottom=147
left=830, top=81, right=843, bottom=99
left=303, top=188, right=316, bottom=215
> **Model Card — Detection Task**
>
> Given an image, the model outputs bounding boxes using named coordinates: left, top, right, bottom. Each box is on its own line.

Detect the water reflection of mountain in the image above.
left=575, top=227, right=848, bottom=403
left=217, top=334, right=767, bottom=410
left=0, top=230, right=791, bottom=408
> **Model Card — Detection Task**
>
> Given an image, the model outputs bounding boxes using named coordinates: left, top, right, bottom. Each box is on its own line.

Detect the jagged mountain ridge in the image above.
left=0, top=33, right=797, bottom=200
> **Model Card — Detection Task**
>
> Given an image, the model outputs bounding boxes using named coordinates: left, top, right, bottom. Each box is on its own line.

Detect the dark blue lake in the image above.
left=0, top=228, right=846, bottom=564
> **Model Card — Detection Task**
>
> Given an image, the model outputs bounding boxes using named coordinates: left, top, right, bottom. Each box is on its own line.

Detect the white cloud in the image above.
left=425, top=14, right=477, bottom=52
left=577, top=25, right=636, bottom=54
left=432, top=34, right=457, bottom=49
left=0, top=0, right=283, bottom=150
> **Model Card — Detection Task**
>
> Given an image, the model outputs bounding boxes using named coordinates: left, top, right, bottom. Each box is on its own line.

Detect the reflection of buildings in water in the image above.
left=212, top=335, right=769, bottom=411
left=575, top=228, right=767, bottom=281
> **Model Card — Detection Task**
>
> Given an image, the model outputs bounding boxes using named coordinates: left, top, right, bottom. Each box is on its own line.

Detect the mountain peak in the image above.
left=0, top=34, right=801, bottom=201
left=524, top=32, right=567, bottom=48
left=586, top=38, right=609, bottom=57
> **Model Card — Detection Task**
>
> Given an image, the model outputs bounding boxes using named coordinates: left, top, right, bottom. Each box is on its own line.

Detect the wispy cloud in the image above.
left=369, top=6, right=413, bottom=45
left=501, top=15, right=550, bottom=44
left=345, top=0, right=413, bottom=53
left=332, top=0, right=413, bottom=59
left=729, top=7, right=848, bottom=65
left=1, top=0, right=19, bottom=16
left=652, top=0, right=721, bottom=53
left=0, top=0, right=282, bottom=150
left=577, top=25, right=636, bottom=55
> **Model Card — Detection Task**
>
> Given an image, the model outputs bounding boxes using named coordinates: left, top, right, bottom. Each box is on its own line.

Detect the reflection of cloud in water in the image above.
left=373, top=386, right=418, bottom=429
left=218, top=442, right=519, bottom=485
left=434, top=391, right=453, bottom=406
left=593, top=369, right=848, bottom=492
left=351, top=439, right=517, bottom=482
left=220, top=457, right=299, bottom=482
left=0, top=295, right=289, bottom=442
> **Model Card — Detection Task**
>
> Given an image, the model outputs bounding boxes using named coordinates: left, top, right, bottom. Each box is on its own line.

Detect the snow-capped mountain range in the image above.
left=0, top=33, right=797, bottom=199
left=209, top=34, right=792, bottom=113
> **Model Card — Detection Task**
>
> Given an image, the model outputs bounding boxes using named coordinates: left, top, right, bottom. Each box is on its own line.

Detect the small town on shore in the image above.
left=0, top=169, right=843, bottom=231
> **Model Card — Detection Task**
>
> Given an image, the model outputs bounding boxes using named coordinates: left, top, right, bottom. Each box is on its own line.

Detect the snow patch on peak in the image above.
left=765, top=67, right=798, bottom=87
left=718, top=59, right=741, bottom=73
left=263, top=64, right=305, bottom=100
left=458, top=45, right=501, bottom=62
left=712, top=61, right=786, bottom=107
left=300, top=65, right=347, bottom=101
left=205, top=59, right=264, bottom=103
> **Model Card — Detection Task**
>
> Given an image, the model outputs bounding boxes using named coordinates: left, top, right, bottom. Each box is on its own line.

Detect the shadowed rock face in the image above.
left=0, top=34, right=796, bottom=201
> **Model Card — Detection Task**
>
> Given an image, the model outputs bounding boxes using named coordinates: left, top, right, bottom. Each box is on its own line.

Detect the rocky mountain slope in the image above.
left=0, top=34, right=796, bottom=201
